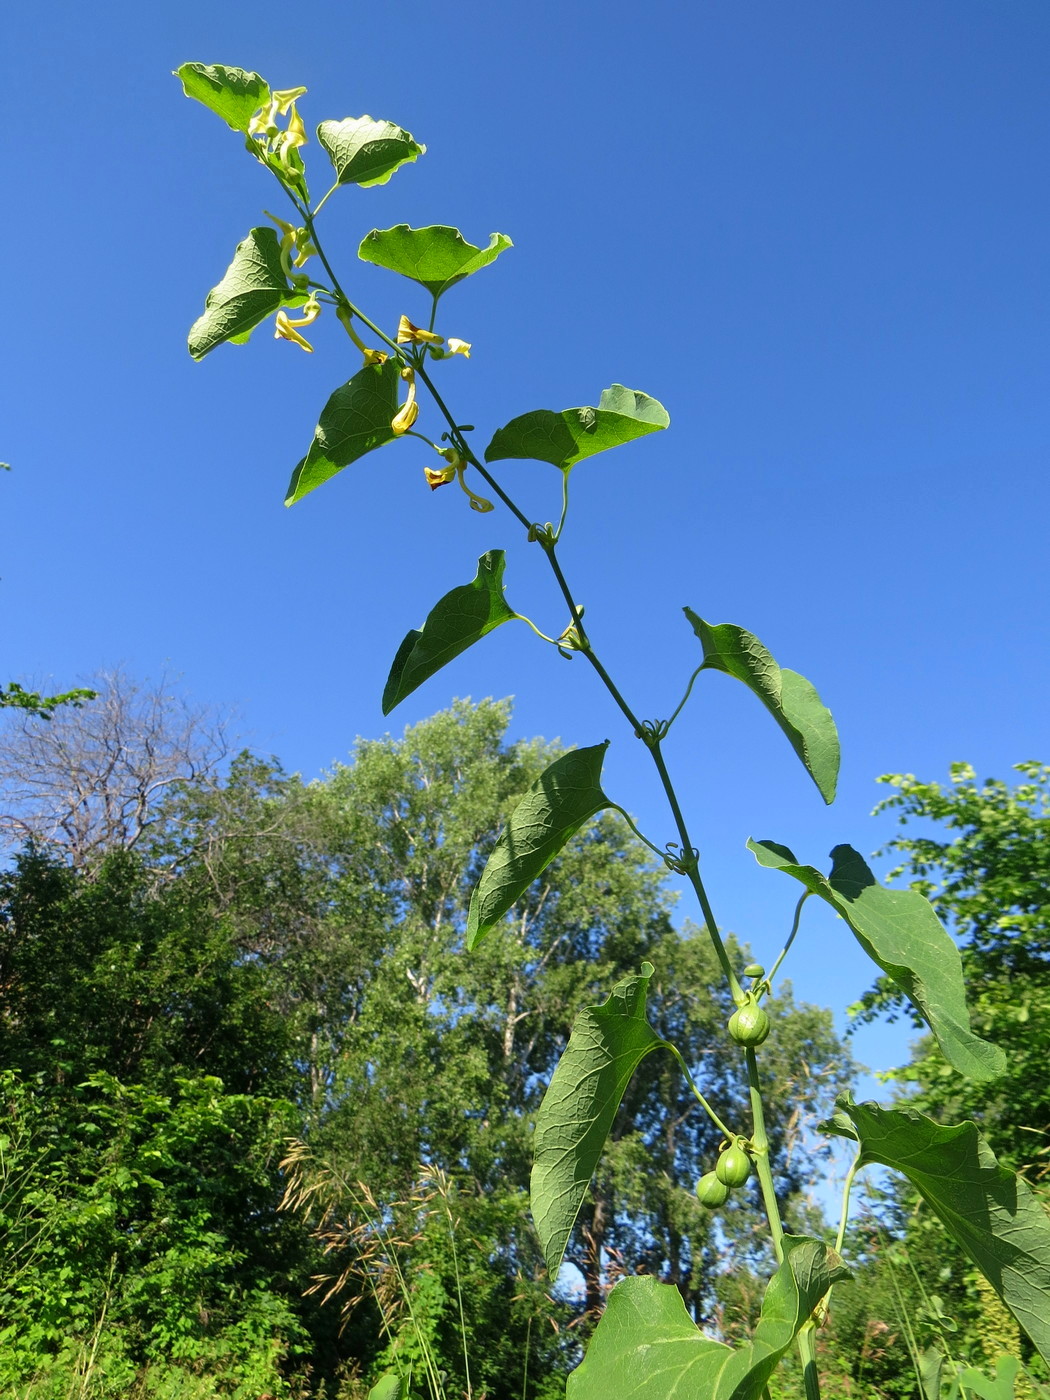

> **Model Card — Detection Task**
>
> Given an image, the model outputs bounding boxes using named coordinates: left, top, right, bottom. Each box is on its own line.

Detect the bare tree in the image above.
left=0, top=669, right=230, bottom=865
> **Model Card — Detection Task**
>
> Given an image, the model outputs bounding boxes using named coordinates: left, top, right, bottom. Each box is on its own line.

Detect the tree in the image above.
left=0, top=668, right=229, bottom=865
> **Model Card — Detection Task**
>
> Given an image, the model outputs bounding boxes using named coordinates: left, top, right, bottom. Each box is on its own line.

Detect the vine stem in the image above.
left=288, top=194, right=813, bottom=1391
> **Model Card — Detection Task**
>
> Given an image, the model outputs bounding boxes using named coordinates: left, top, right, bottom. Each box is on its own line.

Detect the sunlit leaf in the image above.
left=532, top=964, right=663, bottom=1278
left=466, top=743, right=612, bottom=949
left=188, top=228, right=307, bottom=361
left=317, top=117, right=424, bottom=188
left=568, top=1236, right=849, bottom=1400
left=358, top=225, right=513, bottom=298
left=383, top=552, right=518, bottom=714
left=285, top=360, right=400, bottom=505
left=175, top=62, right=269, bottom=132
left=484, top=386, right=669, bottom=472
left=748, top=840, right=1006, bottom=1081
left=823, top=1096, right=1050, bottom=1364
left=685, top=611, right=839, bottom=803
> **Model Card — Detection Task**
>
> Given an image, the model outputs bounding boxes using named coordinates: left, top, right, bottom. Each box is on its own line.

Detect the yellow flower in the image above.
left=391, top=368, right=418, bottom=434
left=274, top=295, right=322, bottom=352
left=397, top=315, right=444, bottom=347
left=270, top=87, right=308, bottom=114
left=446, top=338, right=471, bottom=358
left=362, top=348, right=389, bottom=367
left=424, top=464, right=457, bottom=490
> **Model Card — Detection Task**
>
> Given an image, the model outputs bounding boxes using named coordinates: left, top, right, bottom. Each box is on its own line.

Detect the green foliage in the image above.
left=749, top=839, right=1005, bottom=1080
left=174, top=62, right=270, bottom=132
left=359, top=225, right=513, bottom=298
left=383, top=551, right=518, bottom=714
left=684, top=611, right=839, bottom=803
left=465, top=742, right=613, bottom=949
left=568, top=1238, right=849, bottom=1400
left=187, top=227, right=306, bottom=360
left=0, top=680, right=95, bottom=717
left=531, top=963, right=664, bottom=1277
left=485, top=385, right=670, bottom=472
left=317, top=117, right=425, bottom=188
left=824, top=1097, right=1050, bottom=1365
left=285, top=360, right=400, bottom=504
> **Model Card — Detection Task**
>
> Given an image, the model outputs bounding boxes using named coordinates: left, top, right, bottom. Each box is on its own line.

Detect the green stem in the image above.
left=744, top=1046, right=785, bottom=1264
left=554, top=469, right=571, bottom=541
left=764, top=892, right=811, bottom=991
left=609, top=805, right=672, bottom=865
left=665, top=664, right=704, bottom=731
left=664, top=1042, right=737, bottom=1141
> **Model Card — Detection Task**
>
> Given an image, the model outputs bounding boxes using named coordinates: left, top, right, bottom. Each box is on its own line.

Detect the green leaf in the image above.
left=358, top=225, right=513, bottom=298
left=317, top=117, right=424, bottom=188
left=367, top=1375, right=408, bottom=1400
left=383, top=552, right=518, bottom=715
left=532, top=964, right=663, bottom=1279
left=823, top=1096, right=1050, bottom=1366
left=567, top=1236, right=849, bottom=1400
left=175, top=62, right=269, bottom=132
left=466, top=744, right=613, bottom=950
left=684, top=611, right=839, bottom=803
left=484, top=386, right=669, bottom=472
left=748, top=841, right=1006, bottom=1081
left=959, top=1357, right=1022, bottom=1400
left=188, top=228, right=305, bottom=361
left=285, top=360, right=400, bottom=505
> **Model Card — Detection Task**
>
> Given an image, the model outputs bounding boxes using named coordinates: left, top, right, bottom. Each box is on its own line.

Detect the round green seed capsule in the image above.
left=715, top=1145, right=752, bottom=1187
left=743, top=963, right=765, bottom=979
left=695, top=1171, right=731, bottom=1208
left=728, top=1001, right=771, bottom=1047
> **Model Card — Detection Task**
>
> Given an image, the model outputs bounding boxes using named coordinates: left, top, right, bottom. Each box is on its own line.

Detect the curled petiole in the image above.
left=665, top=664, right=705, bottom=733
left=762, top=892, right=811, bottom=992
left=663, top=1040, right=737, bottom=1142
left=608, top=804, right=671, bottom=865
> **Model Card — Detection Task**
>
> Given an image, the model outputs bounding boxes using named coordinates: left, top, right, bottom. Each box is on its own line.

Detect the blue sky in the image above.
left=5, top=1, right=1048, bottom=1089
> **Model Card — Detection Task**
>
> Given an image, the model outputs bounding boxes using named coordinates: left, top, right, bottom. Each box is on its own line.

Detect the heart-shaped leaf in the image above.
left=748, top=840, right=1006, bottom=1081
left=383, top=552, right=518, bottom=714
left=532, top=964, right=664, bottom=1278
left=823, top=1096, right=1050, bottom=1365
left=358, top=225, right=513, bottom=298
left=188, top=227, right=304, bottom=361
left=485, top=386, right=669, bottom=472
left=567, top=1236, right=849, bottom=1400
left=317, top=117, right=424, bottom=188
left=685, top=611, right=839, bottom=803
left=175, top=63, right=269, bottom=133
left=285, top=360, right=400, bottom=505
left=466, top=743, right=612, bottom=950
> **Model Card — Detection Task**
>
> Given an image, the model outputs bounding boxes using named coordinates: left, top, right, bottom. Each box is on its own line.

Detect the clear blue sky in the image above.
left=5, top=1, right=1049, bottom=1086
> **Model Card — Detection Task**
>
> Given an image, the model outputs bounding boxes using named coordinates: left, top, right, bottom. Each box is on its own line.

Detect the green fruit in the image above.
left=728, top=1001, right=771, bottom=1047
left=695, top=1171, right=730, bottom=1208
left=715, top=1145, right=751, bottom=1187
left=743, top=963, right=765, bottom=979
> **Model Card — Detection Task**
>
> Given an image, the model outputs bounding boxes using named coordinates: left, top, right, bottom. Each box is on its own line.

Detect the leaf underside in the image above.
left=466, top=743, right=612, bottom=950
left=532, top=964, right=663, bottom=1278
left=567, top=1236, right=849, bottom=1400
left=188, top=227, right=304, bottom=361
left=685, top=611, right=839, bottom=803
left=824, top=1096, right=1050, bottom=1365
left=175, top=62, right=269, bottom=132
left=383, top=551, right=518, bottom=714
left=285, top=359, right=400, bottom=505
left=484, top=385, right=669, bottom=471
left=358, top=225, right=513, bottom=298
left=748, top=840, right=1006, bottom=1081
left=317, top=116, right=424, bottom=188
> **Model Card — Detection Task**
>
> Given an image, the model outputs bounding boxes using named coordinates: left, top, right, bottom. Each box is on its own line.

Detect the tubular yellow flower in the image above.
left=424, top=464, right=457, bottom=490
left=391, top=368, right=418, bottom=434
left=446, top=338, right=471, bottom=358
left=274, top=295, right=322, bottom=352
left=271, top=87, right=308, bottom=114
left=396, top=315, right=444, bottom=347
